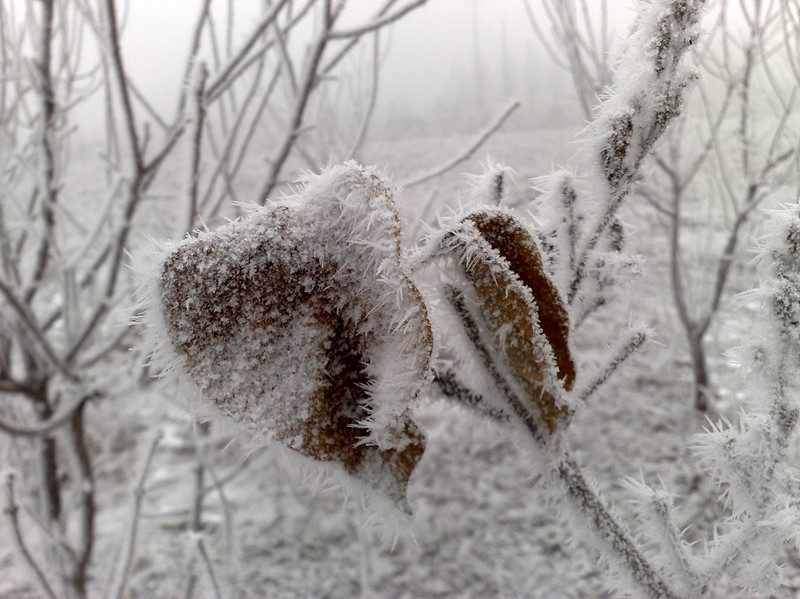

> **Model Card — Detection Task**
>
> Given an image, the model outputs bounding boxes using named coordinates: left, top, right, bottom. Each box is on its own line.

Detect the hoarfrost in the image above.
left=423, top=205, right=575, bottom=442
left=140, top=162, right=434, bottom=508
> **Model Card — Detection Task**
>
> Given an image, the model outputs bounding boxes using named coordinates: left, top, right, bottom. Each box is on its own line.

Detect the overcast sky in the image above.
left=47, top=0, right=647, bottom=140
left=104, top=1, right=637, bottom=131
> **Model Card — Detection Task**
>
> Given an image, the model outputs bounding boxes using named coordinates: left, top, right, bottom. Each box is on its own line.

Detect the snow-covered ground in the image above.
left=1, top=126, right=795, bottom=598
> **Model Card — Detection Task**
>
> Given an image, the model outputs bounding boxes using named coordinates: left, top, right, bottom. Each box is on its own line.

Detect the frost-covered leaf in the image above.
left=143, top=162, right=434, bottom=508
left=440, top=208, right=575, bottom=435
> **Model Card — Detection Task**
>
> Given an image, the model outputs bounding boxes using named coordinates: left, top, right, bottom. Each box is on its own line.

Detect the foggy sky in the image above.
left=68, top=0, right=641, bottom=139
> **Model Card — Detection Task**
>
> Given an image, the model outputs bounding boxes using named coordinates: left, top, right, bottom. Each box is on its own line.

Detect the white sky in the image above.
left=107, top=0, right=638, bottom=132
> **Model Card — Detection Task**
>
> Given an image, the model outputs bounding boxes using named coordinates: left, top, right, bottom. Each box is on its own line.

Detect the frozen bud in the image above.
left=150, top=162, right=434, bottom=508
left=607, top=218, right=625, bottom=253
left=442, top=208, right=575, bottom=435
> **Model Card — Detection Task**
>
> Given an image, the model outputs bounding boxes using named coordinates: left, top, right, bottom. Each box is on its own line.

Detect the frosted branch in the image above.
left=109, top=431, right=163, bottom=599
left=444, top=284, right=546, bottom=444
left=0, top=277, right=79, bottom=382
left=557, top=457, right=680, bottom=599
left=329, top=0, right=428, bottom=39
left=204, top=0, right=290, bottom=102
left=0, top=392, right=95, bottom=437
left=3, top=472, right=58, bottom=599
left=434, top=370, right=512, bottom=423
left=578, top=329, right=646, bottom=402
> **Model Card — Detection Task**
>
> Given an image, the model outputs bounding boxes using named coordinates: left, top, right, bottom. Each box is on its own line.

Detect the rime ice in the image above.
left=152, top=162, right=434, bottom=507
left=433, top=207, right=575, bottom=441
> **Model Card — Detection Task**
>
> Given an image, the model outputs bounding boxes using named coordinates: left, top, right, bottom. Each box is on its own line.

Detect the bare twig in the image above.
left=3, top=472, right=58, bottom=599
left=109, top=431, right=163, bottom=599
left=329, top=0, right=428, bottom=39
left=400, top=99, right=520, bottom=188
left=0, top=392, right=95, bottom=437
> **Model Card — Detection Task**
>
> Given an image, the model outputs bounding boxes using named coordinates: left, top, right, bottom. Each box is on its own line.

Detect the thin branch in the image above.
left=445, top=284, right=545, bottom=443
left=205, top=0, right=291, bottom=102
left=109, top=431, right=162, bottom=599
left=67, top=402, right=95, bottom=595
left=400, top=99, right=520, bottom=188
left=257, top=1, right=333, bottom=203
left=3, top=472, right=58, bottom=599
left=0, top=392, right=94, bottom=437
left=347, top=31, right=381, bottom=161
left=27, top=0, right=58, bottom=302
left=578, top=330, right=647, bottom=402
left=196, top=537, right=222, bottom=599
left=175, top=0, right=212, bottom=119
left=328, top=0, right=428, bottom=39
left=0, top=277, right=79, bottom=381
left=434, top=370, right=512, bottom=422
left=103, top=0, right=142, bottom=172
left=185, top=64, right=208, bottom=235
left=556, top=457, right=680, bottom=599
left=447, top=288, right=677, bottom=598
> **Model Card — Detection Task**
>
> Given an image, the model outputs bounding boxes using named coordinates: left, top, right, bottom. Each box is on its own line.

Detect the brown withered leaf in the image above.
left=446, top=209, right=575, bottom=434
left=155, top=163, right=432, bottom=508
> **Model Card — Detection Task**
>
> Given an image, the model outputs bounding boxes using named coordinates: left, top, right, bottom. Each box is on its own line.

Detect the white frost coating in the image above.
left=440, top=217, right=567, bottom=409
left=686, top=202, right=800, bottom=594
left=588, top=0, right=703, bottom=191
left=137, top=162, right=434, bottom=506
left=420, top=204, right=575, bottom=443
left=464, top=158, right=516, bottom=206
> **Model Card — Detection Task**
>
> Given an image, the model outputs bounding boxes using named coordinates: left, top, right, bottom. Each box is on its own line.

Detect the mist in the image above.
left=65, top=0, right=642, bottom=142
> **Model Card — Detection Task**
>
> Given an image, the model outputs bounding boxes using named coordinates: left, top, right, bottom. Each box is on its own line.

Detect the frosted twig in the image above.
left=445, top=292, right=675, bottom=598
left=257, top=2, right=333, bottom=203
left=624, top=479, right=702, bottom=594
left=400, top=99, right=521, bottom=188
left=566, top=0, right=705, bottom=305
left=556, top=457, right=680, bottom=599
left=195, top=434, right=235, bottom=559
left=202, top=61, right=282, bottom=219
left=347, top=32, right=381, bottom=161
left=196, top=538, right=223, bottom=599
left=434, top=370, right=511, bottom=423
left=200, top=447, right=269, bottom=498
left=103, top=0, right=142, bottom=172
left=444, top=284, right=546, bottom=444
left=578, top=329, right=646, bottom=402
left=409, top=189, right=438, bottom=243
left=3, top=472, right=58, bottom=599
left=67, top=402, right=95, bottom=594
left=0, top=392, right=95, bottom=437
left=205, top=0, right=290, bottom=102
left=0, top=277, right=79, bottom=381
left=27, top=0, right=57, bottom=303
left=175, top=0, right=212, bottom=119
left=185, top=63, right=208, bottom=235
left=329, top=0, right=428, bottom=39
left=109, top=431, right=162, bottom=599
